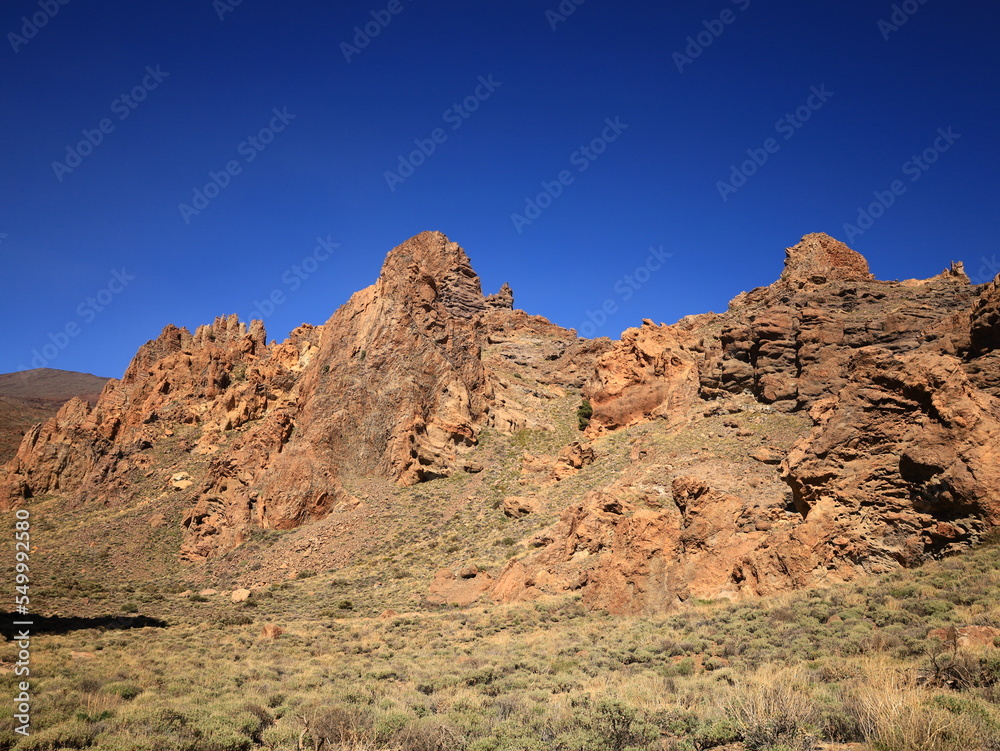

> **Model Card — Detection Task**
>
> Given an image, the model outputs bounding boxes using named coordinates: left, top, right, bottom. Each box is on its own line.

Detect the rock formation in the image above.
left=0, top=232, right=602, bottom=561
left=2, top=230, right=997, bottom=612
left=489, top=233, right=1000, bottom=613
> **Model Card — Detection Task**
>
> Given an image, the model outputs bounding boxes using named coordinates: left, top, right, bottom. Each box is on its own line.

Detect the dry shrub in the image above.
left=845, top=658, right=984, bottom=751
left=726, top=664, right=819, bottom=751
left=393, top=717, right=464, bottom=751
left=306, top=705, right=375, bottom=748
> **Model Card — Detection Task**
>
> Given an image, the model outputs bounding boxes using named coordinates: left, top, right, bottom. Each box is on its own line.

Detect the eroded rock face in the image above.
left=282, top=231, right=493, bottom=488
left=1, top=231, right=611, bottom=562
left=964, top=275, right=1000, bottom=395
left=490, top=469, right=899, bottom=615
left=186, top=232, right=506, bottom=558
left=4, top=230, right=997, bottom=609
left=0, top=315, right=310, bottom=511
left=487, top=234, right=1000, bottom=613
left=782, top=350, right=1000, bottom=546
left=481, top=307, right=611, bottom=433
left=698, top=234, right=977, bottom=409
left=584, top=320, right=702, bottom=435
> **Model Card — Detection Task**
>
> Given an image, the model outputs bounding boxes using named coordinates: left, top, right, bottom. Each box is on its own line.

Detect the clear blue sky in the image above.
left=1, top=0, right=998, bottom=378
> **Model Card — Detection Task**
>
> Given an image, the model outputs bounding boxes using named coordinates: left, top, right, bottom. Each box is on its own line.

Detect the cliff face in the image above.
left=0, top=232, right=603, bottom=561
left=490, top=234, right=999, bottom=613
left=2, top=231, right=997, bottom=611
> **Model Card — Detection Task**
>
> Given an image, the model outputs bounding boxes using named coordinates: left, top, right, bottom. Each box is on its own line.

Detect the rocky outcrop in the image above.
left=1, top=231, right=611, bottom=562
left=487, top=234, right=1000, bottom=612
left=0, top=315, right=311, bottom=510
left=4, top=229, right=997, bottom=609
left=584, top=320, right=702, bottom=435
left=698, top=234, right=977, bottom=409
left=491, top=465, right=911, bottom=615
left=279, top=231, right=493, bottom=487
left=427, top=566, right=494, bottom=606
left=782, top=350, right=1000, bottom=552
left=778, top=232, right=874, bottom=288
left=485, top=282, right=514, bottom=310
left=184, top=232, right=505, bottom=558
left=520, top=441, right=596, bottom=486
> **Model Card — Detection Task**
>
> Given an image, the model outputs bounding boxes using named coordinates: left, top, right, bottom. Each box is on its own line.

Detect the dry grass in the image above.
left=846, top=658, right=995, bottom=751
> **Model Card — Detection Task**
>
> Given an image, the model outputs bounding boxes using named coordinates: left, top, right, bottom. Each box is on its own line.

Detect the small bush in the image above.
left=579, top=699, right=658, bottom=751
left=106, top=682, right=142, bottom=701
left=576, top=399, right=594, bottom=431
left=727, top=665, right=819, bottom=751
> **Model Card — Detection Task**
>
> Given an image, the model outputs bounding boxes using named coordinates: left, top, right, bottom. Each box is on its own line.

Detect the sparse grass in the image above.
left=1, top=540, right=999, bottom=748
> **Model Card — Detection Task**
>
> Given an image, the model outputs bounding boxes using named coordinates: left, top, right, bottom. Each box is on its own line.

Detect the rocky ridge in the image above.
left=2, top=231, right=997, bottom=613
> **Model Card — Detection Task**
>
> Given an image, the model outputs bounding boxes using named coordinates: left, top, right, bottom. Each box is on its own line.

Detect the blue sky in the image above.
left=1, top=0, right=998, bottom=378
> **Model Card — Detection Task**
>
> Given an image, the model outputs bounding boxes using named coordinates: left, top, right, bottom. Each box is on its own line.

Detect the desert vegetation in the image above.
left=2, top=536, right=999, bottom=750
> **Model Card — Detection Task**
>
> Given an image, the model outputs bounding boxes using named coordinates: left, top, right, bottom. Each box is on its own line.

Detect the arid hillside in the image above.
left=0, top=368, right=109, bottom=464
left=1, top=231, right=998, bottom=616
left=2, top=232, right=1000, bottom=751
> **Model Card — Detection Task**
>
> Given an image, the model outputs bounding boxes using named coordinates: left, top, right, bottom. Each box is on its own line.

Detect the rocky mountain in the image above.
left=2, top=231, right=997, bottom=614
left=0, top=368, right=109, bottom=464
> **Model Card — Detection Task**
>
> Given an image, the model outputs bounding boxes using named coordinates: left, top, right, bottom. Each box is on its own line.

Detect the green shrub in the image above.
left=106, top=682, right=142, bottom=701
left=576, top=399, right=594, bottom=431
left=579, top=699, right=658, bottom=751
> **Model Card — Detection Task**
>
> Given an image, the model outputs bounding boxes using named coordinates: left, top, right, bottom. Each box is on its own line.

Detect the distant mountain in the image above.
left=0, top=368, right=109, bottom=403
left=0, top=368, right=110, bottom=463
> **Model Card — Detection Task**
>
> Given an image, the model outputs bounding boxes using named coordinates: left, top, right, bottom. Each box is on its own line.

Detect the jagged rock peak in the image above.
left=377, top=231, right=486, bottom=318
left=780, top=232, right=874, bottom=288
left=121, top=315, right=267, bottom=388
left=486, top=282, right=514, bottom=310
left=192, top=314, right=260, bottom=347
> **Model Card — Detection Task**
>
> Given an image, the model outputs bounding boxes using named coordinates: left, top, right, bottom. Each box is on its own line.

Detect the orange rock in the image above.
left=260, top=624, right=283, bottom=639
left=928, top=625, right=1000, bottom=650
